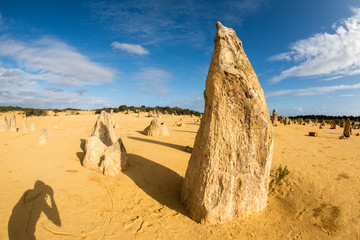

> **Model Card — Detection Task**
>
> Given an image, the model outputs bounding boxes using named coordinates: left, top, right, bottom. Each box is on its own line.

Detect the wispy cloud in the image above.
left=75, top=87, right=89, bottom=95
left=111, top=41, right=149, bottom=55
left=134, top=67, right=171, bottom=95
left=0, top=36, right=115, bottom=86
left=89, top=0, right=267, bottom=46
left=266, top=83, right=360, bottom=97
left=45, top=87, right=64, bottom=92
left=269, top=8, right=360, bottom=83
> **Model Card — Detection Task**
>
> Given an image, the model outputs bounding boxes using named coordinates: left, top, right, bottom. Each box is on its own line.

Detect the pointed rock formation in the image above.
left=343, top=118, right=351, bottom=137
left=88, top=111, right=117, bottom=147
left=23, top=116, right=28, bottom=133
left=83, top=111, right=128, bottom=176
left=143, top=119, right=169, bottom=136
left=100, top=138, right=128, bottom=176
left=330, top=120, right=336, bottom=129
left=9, top=117, right=16, bottom=132
left=0, top=115, right=8, bottom=132
left=30, top=123, right=36, bottom=132
left=39, top=128, right=50, bottom=145
left=181, top=22, right=274, bottom=224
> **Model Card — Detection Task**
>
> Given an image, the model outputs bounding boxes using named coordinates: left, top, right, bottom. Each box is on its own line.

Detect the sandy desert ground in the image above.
left=0, top=111, right=359, bottom=239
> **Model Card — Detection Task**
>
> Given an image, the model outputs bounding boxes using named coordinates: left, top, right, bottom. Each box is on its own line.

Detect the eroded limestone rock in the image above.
left=272, top=109, right=277, bottom=126
left=344, top=118, right=351, bottom=137
left=23, top=116, right=28, bottom=133
left=83, top=136, right=107, bottom=171
left=88, top=111, right=117, bottom=147
left=143, top=119, right=169, bottom=136
left=100, top=138, right=128, bottom=176
left=0, top=116, right=8, bottom=132
left=181, top=22, right=274, bottom=225
left=39, top=128, right=50, bottom=145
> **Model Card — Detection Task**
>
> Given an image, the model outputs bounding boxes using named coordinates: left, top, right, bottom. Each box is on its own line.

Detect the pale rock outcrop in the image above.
left=181, top=22, right=274, bottom=224
left=30, top=123, right=36, bottom=132
left=99, top=138, right=128, bottom=176
left=9, top=117, right=17, bottom=132
left=39, top=128, right=50, bottom=145
left=143, top=119, right=169, bottom=136
left=0, top=115, right=8, bottom=132
left=330, top=120, right=336, bottom=129
left=88, top=111, right=117, bottom=147
left=83, top=111, right=128, bottom=176
left=343, top=118, right=351, bottom=137
left=83, top=136, right=107, bottom=171
left=23, top=116, right=28, bottom=133
left=272, top=109, right=277, bottom=126
left=174, top=118, right=185, bottom=127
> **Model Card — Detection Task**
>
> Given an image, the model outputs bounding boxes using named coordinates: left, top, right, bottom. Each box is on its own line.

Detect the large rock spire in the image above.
left=181, top=22, right=274, bottom=224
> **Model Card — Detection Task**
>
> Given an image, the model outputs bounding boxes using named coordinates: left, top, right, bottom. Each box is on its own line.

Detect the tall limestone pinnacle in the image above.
left=181, top=22, right=274, bottom=224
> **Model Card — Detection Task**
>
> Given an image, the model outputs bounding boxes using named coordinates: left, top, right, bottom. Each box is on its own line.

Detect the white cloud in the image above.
left=0, top=36, right=115, bottom=86
left=269, top=8, right=360, bottom=83
left=45, top=87, right=63, bottom=92
left=266, top=82, right=360, bottom=97
left=111, top=41, right=149, bottom=55
left=75, top=87, right=89, bottom=95
left=134, top=68, right=171, bottom=95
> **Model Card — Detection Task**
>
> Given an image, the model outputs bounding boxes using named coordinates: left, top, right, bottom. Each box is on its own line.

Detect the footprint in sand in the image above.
left=312, top=203, right=340, bottom=235
left=67, top=194, right=82, bottom=204
left=336, top=173, right=350, bottom=180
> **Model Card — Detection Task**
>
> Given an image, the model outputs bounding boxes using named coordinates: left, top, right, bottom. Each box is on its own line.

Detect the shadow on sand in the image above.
left=8, top=180, right=61, bottom=240
left=76, top=139, right=86, bottom=164
left=124, top=154, right=187, bottom=216
left=172, top=130, right=198, bottom=134
left=128, top=136, right=187, bottom=152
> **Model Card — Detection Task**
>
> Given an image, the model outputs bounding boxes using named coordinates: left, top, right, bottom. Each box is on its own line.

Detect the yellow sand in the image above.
left=0, top=112, right=359, bottom=239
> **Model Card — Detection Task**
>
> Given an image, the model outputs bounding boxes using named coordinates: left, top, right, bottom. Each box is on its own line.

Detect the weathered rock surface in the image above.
left=272, top=109, right=277, bottom=125
left=30, top=123, right=36, bottom=132
left=0, top=116, right=8, bottom=132
left=100, top=138, right=128, bottom=176
left=88, top=111, right=117, bottom=147
left=23, top=117, right=28, bottom=133
left=181, top=22, right=274, bottom=224
left=39, top=128, right=50, bottom=145
left=143, top=119, right=169, bottom=136
left=9, top=117, right=16, bottom=132
left=83, top=112, right=128, bottom=176
left=83, top=136, right=107, bottom=171
left=343, top=118, right=351, bottom=137
left=330, top=120, right=336, bottom=129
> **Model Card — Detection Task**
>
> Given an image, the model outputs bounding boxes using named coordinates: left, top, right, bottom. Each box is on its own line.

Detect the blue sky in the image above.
left=1, top=0, right=360, bottom=115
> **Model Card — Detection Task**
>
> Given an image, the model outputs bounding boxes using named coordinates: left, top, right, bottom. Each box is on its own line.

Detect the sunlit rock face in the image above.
left=181, top=22, right=274, bottom=225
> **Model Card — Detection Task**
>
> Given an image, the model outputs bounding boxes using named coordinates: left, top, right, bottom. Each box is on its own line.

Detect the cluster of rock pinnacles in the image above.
left=82, top=22, right=274, bottom=225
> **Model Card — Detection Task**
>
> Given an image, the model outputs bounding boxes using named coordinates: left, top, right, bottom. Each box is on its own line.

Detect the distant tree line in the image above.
left=0, top=105, right=202, bottom=117
left=0, top=106, right=81, bottom=117
left=288, top=115, right=360, bottom=121
left=94, top=105, right=202, bottom=116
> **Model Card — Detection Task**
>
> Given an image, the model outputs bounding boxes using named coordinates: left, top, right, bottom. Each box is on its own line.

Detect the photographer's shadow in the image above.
left=8, top=180, right=61, bottom=240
